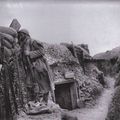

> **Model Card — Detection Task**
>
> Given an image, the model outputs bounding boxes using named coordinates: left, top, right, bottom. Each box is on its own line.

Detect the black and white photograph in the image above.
left=0, top=0, right=120, bottom=120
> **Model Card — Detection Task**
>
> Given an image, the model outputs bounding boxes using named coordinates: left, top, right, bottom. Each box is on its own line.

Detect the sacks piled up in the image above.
left=0, top=26, right=17, bottom=63
left=0, top=32, right=14, bottom=43
left=0, top=26, right=17, bottom=37
left=0, top=26, right=17, bottom=50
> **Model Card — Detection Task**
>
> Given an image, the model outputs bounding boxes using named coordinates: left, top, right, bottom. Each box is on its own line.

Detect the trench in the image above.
left=70, top=77, right=115, bottom=120
left=18, top=77, right=115, bottom=120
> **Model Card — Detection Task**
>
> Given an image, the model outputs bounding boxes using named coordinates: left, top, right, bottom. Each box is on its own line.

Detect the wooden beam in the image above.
left=10, top=19, right=21, bottom=31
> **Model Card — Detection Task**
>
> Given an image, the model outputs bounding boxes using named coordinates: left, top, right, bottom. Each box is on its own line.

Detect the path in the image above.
left=70, top=77, right=115, bottom=120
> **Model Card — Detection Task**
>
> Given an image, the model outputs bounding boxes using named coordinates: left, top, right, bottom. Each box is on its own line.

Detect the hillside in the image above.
left=93, top=46, right=120, bottom=60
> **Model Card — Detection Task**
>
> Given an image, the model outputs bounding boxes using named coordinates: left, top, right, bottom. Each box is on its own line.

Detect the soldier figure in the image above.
left=18, top=29, right=51, bottom=105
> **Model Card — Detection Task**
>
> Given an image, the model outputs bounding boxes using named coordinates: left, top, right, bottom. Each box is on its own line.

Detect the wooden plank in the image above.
left=55, top=79, right=74, bottom=85
left=70, top=82, right=78, bottom=109
left=10, top=19, right=21, bottom=31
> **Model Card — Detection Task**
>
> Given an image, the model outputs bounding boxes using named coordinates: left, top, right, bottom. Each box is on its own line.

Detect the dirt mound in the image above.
left=43, top=42, right=103, bottom=108
left=43, top=43, right=78, bottom=65
left=93, top=46, right=120, bottom=60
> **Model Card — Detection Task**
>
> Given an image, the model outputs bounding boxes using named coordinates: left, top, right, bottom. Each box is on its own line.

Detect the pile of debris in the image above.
left=43, top=42, right=104, bottom=108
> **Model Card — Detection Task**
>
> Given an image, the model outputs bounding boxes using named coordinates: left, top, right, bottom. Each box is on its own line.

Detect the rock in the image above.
left=106, top=86, right=120, bottom=120
left=77, top=99, right=85, bottom=108
left=25, top=101, right=52, bottom=115
left=47, top=100, right=61, bottom=112
left=64, top=71, right=75, bottom=79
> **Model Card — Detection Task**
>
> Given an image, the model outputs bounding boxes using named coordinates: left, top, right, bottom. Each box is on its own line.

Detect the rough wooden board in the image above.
left=70, top=82, right=78, bottom=109
left=10, top=19, right=21, bottom=31
left=65, top=71, right=75, bottom=79
left=55, top=79, right=75, bottom=85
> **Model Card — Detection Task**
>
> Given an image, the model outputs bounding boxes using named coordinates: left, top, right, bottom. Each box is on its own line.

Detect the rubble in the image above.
left=93, top=46, right=120, bottom=60
left=43, top=42, right=103, bottom=108
left=25, top=102, right=51, bottom=115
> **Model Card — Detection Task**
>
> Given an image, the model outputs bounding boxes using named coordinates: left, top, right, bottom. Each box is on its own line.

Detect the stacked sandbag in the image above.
left=0, top=26, right=17, bottom=59
left=1, top=38, right=12, bottom=49
left=0, top=32, right=14, bottom=44
left=0, top=26, right=17, bottom=37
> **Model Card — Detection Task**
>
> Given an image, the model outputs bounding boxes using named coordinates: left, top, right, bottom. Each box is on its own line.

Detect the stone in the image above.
left=25, top=101, right=52, bottom=115
left=77, top=99, right=85, bottom=108
left=64, top=71, right=75, bottom=79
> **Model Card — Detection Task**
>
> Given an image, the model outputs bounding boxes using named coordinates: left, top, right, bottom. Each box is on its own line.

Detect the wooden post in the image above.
left=44, top=58, right=55, bottom=102
left=71, top=41, right=85, bottom=74
left=10, top=19, right=21, bottom=32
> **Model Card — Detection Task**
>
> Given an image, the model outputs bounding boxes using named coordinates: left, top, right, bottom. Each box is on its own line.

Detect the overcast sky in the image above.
left=0, top=1, right=120, bottom=55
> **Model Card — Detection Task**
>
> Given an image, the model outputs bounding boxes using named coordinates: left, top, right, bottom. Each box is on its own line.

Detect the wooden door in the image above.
left=55, top=83, right=72, bottom=110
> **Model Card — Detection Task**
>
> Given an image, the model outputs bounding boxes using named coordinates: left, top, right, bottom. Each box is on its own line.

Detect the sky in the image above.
left=0, top=1, right=120, bottom=56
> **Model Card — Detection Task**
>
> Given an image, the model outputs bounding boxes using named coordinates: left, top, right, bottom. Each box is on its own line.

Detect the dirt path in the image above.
left=70, top=77, right=115, bottom=120
left=18, top=77, right=115, bottom=120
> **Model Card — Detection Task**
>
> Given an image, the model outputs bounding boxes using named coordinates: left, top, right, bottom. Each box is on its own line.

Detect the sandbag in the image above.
left=4, top=39, right=12, bottom=49
left=0, top=38, right=12, bottom=49
left=0, top=46, right=12, bottom=58
left=0, top=32, right=14, bottom=44
left=1, top=39, right=12, bottom=49
left=0, top=26, right=17, bottom=37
